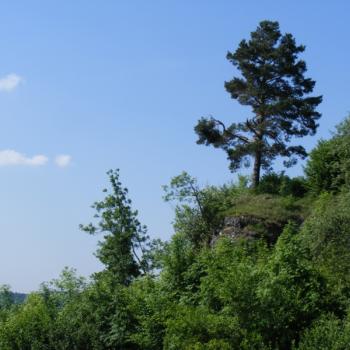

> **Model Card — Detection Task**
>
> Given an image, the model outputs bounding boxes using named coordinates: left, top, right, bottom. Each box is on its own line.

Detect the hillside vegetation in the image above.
left=0, top=116, right=350, bottom=349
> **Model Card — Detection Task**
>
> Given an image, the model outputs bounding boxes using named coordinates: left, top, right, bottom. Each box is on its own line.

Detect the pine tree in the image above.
left=195, top=20, right=322, bottom=187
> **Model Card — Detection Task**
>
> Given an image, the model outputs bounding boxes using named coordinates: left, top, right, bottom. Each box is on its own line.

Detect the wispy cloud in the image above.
left=0, top=150, right=48, bottom=166
left=0, top=74, right=23, bottom=92
left=55, top=155, right=72, bottom=168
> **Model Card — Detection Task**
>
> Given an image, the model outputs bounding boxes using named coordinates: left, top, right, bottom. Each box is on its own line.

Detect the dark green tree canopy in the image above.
left=195, top=20, right=322, bottom=187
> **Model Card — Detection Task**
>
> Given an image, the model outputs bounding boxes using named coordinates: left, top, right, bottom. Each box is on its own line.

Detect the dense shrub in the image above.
left=0, top=294, right=54, bottom=350
left=305, top=116, right=350, bottom=194
left=258, top=172, right=308, bottom=197
left=300, top=192, right=350, bottom=306
left=297, top=313, right=350, bottom=350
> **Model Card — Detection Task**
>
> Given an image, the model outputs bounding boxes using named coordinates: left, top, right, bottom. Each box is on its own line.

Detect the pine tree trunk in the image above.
left=252, top=149, right=262, bottom=188
left=252, top=117, right=264, bottom=188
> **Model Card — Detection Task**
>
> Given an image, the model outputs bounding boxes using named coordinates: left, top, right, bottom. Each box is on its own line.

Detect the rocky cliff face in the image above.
left=216, top=213, right=294, bottom=245
left=220, top=216, right=260, bottom=240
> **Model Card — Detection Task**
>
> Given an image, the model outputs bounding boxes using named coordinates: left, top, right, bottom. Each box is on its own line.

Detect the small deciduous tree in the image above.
left=163, top=172, right=240, bottom=245
left=80, top=169, right=150, bottom=286
left=195, top=20, right=322, bottom=187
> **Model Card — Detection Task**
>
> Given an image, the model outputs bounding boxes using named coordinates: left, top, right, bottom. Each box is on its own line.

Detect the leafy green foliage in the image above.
left=163, top=306, right=242, bottom=350
left=300, top=192, right=350, bottom=306
left=255, top=225, right=332, bottom=348
left=1, top=156, right=348, bottom=349
left=296, top=313, right=350, bottom=350
left=0, top=294, right=54, bottom=350
left=305, top=115, right=350, bottom=194
left=80, top=169, right=150, bottom=285
left=197, top=227, right=332, bottom=349
left=127, top=277, right=167, bottom=349
left=257, top=172, right=308, bottom=197
left=163, top=171, right=248, bottom=246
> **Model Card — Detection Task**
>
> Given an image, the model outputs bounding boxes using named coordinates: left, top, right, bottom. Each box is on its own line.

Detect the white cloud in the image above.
left=55, top=155, right=72, bottom=168
left=0, top=74, right=23, bottom=92
left=0, top=150, right=48, bottom=166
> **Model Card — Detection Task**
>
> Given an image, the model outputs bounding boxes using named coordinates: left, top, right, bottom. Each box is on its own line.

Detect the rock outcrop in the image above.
left=220, top=215, right=260, bottom=240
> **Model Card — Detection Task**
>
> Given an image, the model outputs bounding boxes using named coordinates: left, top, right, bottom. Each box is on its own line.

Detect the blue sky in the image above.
left=0, top=1, right=349, bottom=292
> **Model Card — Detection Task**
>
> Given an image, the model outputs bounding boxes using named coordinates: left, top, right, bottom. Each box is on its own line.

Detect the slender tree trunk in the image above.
left=252, top=149, right=261, bottom=188
left=252, top=114, right=264, bottom=188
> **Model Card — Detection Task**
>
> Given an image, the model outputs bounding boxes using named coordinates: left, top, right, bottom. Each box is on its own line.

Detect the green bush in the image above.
left=297, top=312, right=350, bottom=350
left=305, top=116, right=350, bottom=194
left=0, top=294, right=54, bottom=350
left=300, top=192, right=350, bottom=305
left=258, top=172, right=308, bottom=197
